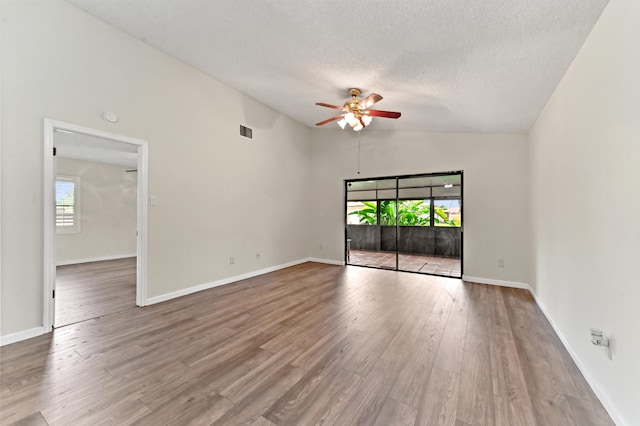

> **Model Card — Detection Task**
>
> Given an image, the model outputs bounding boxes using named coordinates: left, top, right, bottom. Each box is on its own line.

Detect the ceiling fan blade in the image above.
left=365, top=109, right=401, bottom=119
left=360, top=93, right=383, bottom=109
left=315, top=102, right=344, bottom=110
left=315, top=115, right=344, bottom=126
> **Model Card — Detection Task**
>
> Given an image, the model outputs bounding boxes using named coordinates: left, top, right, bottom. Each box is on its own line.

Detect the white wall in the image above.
left=529, top=0, right=640, bottom=423
left=309, top=129, right=530, bottom=285
left=56, top=158, right=137, bottom=264
left=0, top=0, right=311, bottom=336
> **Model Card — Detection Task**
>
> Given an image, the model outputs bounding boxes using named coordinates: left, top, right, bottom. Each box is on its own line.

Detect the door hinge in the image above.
left=52, top=289, right=55, bottom=298
left=53, top=147, right=57, bottom=156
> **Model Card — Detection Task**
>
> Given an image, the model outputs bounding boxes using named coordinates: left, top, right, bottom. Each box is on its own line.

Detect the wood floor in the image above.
left=0, top=262, right=612, bottom=425
left=55, top=258, right=137, bottom=327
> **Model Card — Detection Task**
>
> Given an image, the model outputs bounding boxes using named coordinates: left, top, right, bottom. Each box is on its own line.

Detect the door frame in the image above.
left=344, top=170, right=464, bottom=278
left=43, top=118, right=149, bottom=331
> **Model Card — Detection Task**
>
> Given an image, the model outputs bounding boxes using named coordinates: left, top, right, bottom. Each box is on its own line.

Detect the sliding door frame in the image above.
left=344, top=170, right=463, bottom=278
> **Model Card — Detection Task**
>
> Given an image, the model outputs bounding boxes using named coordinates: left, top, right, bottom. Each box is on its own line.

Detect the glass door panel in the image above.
left=346, top=179, right=397, bottom=270
left=396, top=174, right=462, bottom=278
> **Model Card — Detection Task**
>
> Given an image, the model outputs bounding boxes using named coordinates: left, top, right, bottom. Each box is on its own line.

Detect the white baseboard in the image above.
left=145, top=258, right=311, bottom=305
left=308, top=257, right=345, bottom=266
left=0, top=326, right=45, bottom=347
left=56, top=253, right=136, bottom=266
left=528, top=290, right=624, bottom=426
left=462, top=274, right=530, bottom=290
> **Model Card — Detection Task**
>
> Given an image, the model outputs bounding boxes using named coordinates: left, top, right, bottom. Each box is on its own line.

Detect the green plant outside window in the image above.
left=349, top=199, right=460, bottom=227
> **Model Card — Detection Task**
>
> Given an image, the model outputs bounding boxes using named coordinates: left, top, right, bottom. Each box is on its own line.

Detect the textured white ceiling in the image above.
left=66, top=0, right=607, bottom=133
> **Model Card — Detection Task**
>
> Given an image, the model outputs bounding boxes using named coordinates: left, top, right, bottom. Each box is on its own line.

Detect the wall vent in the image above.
left=239, top=125, right=253, bottom=139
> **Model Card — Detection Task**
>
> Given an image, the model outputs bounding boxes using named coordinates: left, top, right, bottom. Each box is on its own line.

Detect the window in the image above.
left=434, top=199, right=461, bottom=227
left=397, top=199, right=430, bottom=226
left=348, top=199, right=461, bottom=226
left=378, top=200, right=397, bottom=225
left=347, top=201, right=377, bottom=224
left=56, top=176, right=80, bottom=234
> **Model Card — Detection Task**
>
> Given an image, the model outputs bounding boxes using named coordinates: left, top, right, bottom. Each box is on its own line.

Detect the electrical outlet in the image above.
left=319, top=243, right=323, bottom=251
left=591, top=328, right=613, bottom=360
left=498, top=259, right=505, bottom=267
left=256, top=252, right=261, bottom=260
left=230, top=256, right=235, bottom=265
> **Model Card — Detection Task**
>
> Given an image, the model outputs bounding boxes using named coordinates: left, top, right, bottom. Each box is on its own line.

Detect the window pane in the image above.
left=378, top=200, right=396, bottom=225
left=56, top=181, right=75, bottom=227
left=56, top=177, right=79, bottom=232
left=397, top=200, right=430, bottom=226
left=347, top=201, right=377, bottom=225
left=377, top=189, right=397, bottom=200
left=347, top=190, right=377, bottom=201
left=432, top=185, right=461, bottom=197
left=398, top=187, right=431, bottom=199
left=434, top=199, right=461, bottom=227
left=56, top=181, right=74, bottom=205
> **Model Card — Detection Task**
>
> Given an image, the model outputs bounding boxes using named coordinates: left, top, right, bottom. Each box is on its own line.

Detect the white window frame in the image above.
left=56, top=175, right=81, bottom=234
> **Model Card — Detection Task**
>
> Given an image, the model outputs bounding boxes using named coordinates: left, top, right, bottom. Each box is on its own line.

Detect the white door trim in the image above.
left=43, top=119, right=149, bottom=331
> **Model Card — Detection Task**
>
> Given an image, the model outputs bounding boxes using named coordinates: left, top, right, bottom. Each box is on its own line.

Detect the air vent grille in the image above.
left=239, top=125, right=253, bottom=139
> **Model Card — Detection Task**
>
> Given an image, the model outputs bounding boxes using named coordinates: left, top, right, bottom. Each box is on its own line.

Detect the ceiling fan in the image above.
left=315, top=88, right=401, bottom=131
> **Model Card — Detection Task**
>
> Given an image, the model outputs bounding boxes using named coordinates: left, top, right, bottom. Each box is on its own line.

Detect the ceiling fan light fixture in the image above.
left=337, top=118, right=347, bottom=129
left=344, top=112, right=358, bottom=126
left=362, top=115, right=373, bottom=126
left=353, top=123, right=363, bottom=131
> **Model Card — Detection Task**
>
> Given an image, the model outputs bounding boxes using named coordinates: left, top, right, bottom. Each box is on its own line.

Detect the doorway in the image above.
left=43, top=119, right=149, bottom=331
left=345, top=172, right=463, bottom=278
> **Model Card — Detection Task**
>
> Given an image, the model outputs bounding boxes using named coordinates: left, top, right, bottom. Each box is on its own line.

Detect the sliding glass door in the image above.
left=345, top=172, right=462, bottom=278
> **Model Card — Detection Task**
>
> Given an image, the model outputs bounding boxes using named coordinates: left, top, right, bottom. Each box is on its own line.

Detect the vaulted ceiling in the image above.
left=66, top=0, right=608, bottom=133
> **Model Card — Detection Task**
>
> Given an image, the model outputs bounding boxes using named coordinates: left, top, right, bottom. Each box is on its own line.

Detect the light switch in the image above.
left=150, top=196, right=158, bottom=206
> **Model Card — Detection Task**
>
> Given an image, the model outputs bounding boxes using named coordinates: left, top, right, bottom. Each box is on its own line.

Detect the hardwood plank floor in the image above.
left=0, top=262, right=613, bottom=425
left=55, top=257, right=137, bottom=327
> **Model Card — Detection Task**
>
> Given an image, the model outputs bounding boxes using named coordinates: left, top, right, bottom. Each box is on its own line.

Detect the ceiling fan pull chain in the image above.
left=357, top=131, right=361, bottom=175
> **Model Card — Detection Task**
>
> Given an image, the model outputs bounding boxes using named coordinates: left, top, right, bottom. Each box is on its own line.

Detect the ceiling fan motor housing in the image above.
left=345, top=88, right=363, bottom=112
